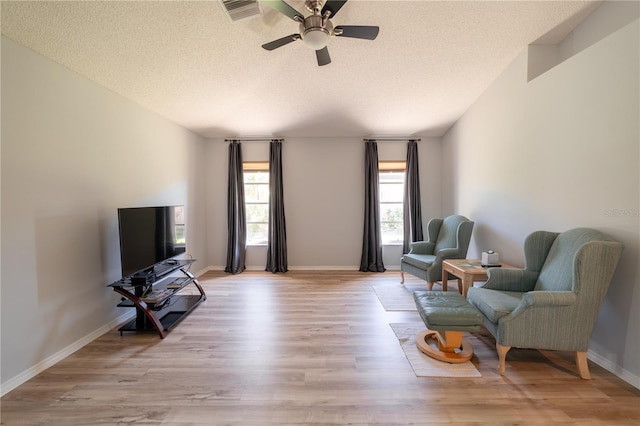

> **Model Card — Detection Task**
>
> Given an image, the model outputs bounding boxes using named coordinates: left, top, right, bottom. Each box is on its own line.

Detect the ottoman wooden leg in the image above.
left=416, top=329, right=474, bottom=363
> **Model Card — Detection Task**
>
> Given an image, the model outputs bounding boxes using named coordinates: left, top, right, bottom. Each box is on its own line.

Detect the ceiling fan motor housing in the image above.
left=300, top=15, right=333, bottom=49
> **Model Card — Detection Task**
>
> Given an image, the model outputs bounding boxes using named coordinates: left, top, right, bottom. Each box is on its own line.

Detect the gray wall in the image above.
left=442, top=5, right=639, bottom=387
left=1, top=37, right=208, bottom=391
left=204, top=137, right=442, bottom=270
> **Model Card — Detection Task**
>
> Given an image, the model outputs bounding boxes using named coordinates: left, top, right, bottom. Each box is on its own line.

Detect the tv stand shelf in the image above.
left=109, top=259, right=206, bottom=338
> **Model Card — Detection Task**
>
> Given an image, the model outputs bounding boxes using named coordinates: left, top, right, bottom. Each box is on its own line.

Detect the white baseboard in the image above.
left=203, top=266, right=402, bottom=271
left=203, top=265, right=363, bottom=271
left=193, top=266, right=212, bottom=277
left=287, top=265, right=359, bottom=270
left=588, top=349, right=640, bottom=390
left=0, top=310, right=135, bottom=397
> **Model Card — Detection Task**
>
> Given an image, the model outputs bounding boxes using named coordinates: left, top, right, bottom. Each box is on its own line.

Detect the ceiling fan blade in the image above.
left=335, top=25, right=379, bottom=40
left=260, top=0, right=304, bottom=22
left=321, top=0, right=348, bottom=18
left=316, top=47, right=331, bottom=66
left=262, top=34, right=300, bottom=51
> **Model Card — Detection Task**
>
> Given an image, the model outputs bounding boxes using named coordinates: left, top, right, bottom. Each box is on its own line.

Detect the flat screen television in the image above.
left=118, top=206, right=186, bottom=279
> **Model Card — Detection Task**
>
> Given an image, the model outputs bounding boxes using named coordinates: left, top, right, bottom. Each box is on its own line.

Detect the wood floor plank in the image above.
left=1, top=270, right=638, bottom=425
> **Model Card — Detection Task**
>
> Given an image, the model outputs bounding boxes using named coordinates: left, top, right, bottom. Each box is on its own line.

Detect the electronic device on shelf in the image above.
left=111, top=205, right=206, bottom=338
left=166, top=277, right=189, bottom=289
left=118, top=205, right=186, bottom=284
left=131, top=270, right=156, bottom=286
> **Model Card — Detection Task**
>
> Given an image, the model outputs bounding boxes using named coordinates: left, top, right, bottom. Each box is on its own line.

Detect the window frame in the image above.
left=243, top=161, right=270, bottom=246
left=378, top=161, right=406, bottom=246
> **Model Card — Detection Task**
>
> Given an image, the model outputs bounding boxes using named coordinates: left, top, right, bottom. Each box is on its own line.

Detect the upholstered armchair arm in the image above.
left=428, top=248, right=461, bottom=272
left=510, top=291, right=577, bottom=317
left=480, top=268, right=538, bottom=292
left=409, top=241, right=435, bottom=255
left=435, top=247, right=460, bottom=260
left=523, top=291, right=576, bottom=306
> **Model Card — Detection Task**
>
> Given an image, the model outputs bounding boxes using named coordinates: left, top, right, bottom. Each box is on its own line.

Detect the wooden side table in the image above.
left=442, top=259, right=516, bottom=297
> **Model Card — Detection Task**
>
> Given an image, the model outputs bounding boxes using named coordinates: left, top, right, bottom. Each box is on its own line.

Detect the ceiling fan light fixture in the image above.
left=302, top=28, right=330, bottom=50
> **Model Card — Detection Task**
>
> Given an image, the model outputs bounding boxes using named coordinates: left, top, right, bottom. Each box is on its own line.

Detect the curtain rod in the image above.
left=364, top=138, right=421, bottom=142
left=225, top=138, right=283, bottom=142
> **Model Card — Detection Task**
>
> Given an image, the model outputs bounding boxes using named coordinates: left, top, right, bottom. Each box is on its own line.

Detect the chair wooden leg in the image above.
left=400, top=271, right=405, bottom=284
left=576, top=352, right=591, bottom=380
left=427, top=281, right=434, bottom=290
left=497, top=344, right=511, bottom=375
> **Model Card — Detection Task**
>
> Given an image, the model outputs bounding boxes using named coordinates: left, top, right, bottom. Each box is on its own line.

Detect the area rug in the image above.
left=389, top=323, right=481, bottom=377
left=371, top=284, right=420, bottom=311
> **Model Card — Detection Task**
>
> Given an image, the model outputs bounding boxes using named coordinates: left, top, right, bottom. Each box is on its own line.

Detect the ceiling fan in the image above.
left=260, top=0, right=379, bottom=66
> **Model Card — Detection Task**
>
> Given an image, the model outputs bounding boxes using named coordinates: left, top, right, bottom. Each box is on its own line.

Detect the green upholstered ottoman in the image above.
left=413, top=290, right=483, bottom=363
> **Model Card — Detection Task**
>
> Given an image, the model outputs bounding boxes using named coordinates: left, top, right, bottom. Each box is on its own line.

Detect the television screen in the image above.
left=118, top=206, right=186, bottom=278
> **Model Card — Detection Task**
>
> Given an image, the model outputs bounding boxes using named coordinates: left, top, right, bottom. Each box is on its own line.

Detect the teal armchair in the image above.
left=400, top=215, right=474, bottom=289
left=467, top=228, right=623, bottom=379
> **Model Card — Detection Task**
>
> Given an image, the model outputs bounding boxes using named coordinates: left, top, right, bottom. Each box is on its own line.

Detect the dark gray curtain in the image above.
left=266, top=140, right=288, bottom=273
left=403, top=139, right=424, bottom=253
left=360, top=141, right=386, bottom=272
left=225, top=141, right=246, bottom=274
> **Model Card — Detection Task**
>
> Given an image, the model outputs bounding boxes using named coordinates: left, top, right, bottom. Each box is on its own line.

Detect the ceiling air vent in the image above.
left=220, top=0, right=261, bottom=22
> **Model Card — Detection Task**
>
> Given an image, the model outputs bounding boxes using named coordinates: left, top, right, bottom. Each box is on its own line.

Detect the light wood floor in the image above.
left=1, top=271, right=638, bottom=425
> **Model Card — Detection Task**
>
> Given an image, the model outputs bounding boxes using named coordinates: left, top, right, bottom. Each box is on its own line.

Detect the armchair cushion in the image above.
left=401, top=253, right=436, bottom=270
left=467, top=289, right=523, bottom=323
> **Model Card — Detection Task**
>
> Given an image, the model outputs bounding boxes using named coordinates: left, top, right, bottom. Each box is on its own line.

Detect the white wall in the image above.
left=442, top=6, right=639, bottom=386
left=205, top=137, right=442, bottom=270
left=0, top=37, right=207, bottom=392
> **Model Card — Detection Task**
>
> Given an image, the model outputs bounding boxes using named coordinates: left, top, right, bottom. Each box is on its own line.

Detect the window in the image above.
left=244, top=162, right=269, bottom=245
left=174, top=206, right=186, bottom=245
left=379, top=161, right=406, bottom=245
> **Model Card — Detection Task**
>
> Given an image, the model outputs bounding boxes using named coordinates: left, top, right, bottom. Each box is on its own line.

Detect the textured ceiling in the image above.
left=1, top=0, right=600, bottom=138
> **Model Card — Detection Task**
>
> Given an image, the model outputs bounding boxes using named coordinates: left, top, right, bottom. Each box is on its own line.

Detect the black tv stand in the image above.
left=109, top=259, right=206, bottom=338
